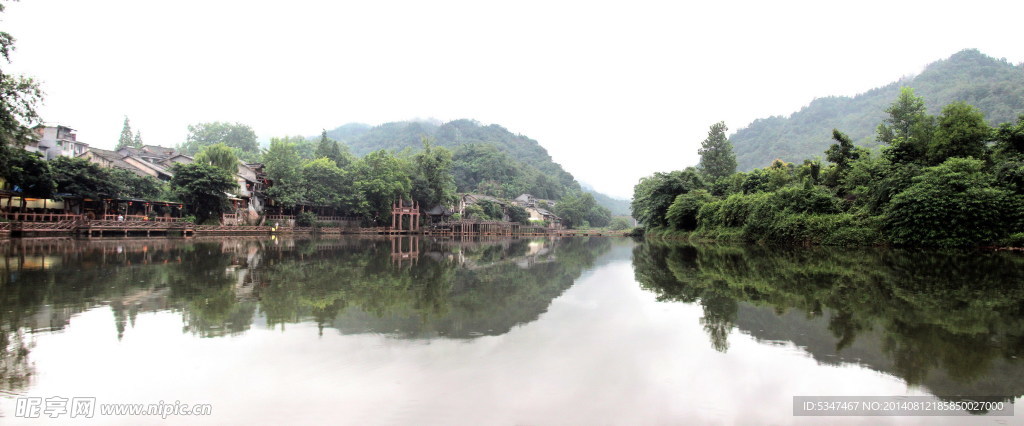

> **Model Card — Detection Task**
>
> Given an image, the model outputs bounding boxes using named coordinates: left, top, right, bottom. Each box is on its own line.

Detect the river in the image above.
left=0, top=236, right=1021, bottom=424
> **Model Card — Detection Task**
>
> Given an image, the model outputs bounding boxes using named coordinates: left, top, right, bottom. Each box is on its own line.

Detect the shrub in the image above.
left=884, top=158, right=1014, bottom=247
left=666, top=190, right=713, bottom=230
left=609, top=216, right=633, bottom=230
left=296, top=211, right=318, bottom=227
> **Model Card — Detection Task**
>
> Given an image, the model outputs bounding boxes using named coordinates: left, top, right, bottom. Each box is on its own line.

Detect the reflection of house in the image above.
left=27, top=125, right=89, bottom=160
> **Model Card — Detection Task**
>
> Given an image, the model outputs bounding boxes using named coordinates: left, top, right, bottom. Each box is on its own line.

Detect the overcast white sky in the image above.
left=4, top=0, right=1023, bottom=199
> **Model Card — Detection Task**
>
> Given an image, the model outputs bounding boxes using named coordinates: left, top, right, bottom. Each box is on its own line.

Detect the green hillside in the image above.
left=731, top=49, right=1024, bottom=170
left=323, top=119, right=628, bottom=214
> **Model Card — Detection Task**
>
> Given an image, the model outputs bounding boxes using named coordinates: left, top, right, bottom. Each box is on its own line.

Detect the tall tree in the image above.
left=194, top=143, right=239, bottom=174
left=411, top=139, right=457, bottom=209
left=878, top=87, right=934, bottom=164
left=697, top=122, right=737, bottom=180
left=180, top=122, right=259, bottom=160
left=262, top=138, right=304, bottom=207
left=170, top=163, right=236, bottom=224
left=930, top=101, right=990, bottom=164
left=824, top=129, right=861, bottom=189
left=314, top=130, right=354, bottom=168
left=0, top=1, right=43, bottom=152
left=117, top=116, right=134, bottom=150
left=352, top=150, right=412, bottom=224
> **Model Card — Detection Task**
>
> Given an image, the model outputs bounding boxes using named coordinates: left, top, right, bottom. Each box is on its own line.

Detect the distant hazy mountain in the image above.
left=322, top=119, right=629, bottom=214
left=581, top=183, right=631, bottom=216
left=731, top=49, right=1024, bottom=170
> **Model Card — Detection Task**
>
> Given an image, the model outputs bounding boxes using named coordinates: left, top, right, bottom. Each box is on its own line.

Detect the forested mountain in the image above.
left=321, top=119, right=627, bottom=212
left=732, top=49, right=1024, bottom=170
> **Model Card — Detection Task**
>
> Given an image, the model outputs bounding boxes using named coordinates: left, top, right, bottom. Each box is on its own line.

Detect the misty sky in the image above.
left=4, top=0, right=1022, bottom=199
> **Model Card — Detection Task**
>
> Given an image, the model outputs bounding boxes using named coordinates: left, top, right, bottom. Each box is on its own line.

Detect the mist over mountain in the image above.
left=731, top=49, right=1024, bottom=170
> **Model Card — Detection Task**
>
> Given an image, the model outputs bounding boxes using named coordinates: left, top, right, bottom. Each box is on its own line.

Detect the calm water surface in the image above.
left=0, top=236, right=1022, bottom=424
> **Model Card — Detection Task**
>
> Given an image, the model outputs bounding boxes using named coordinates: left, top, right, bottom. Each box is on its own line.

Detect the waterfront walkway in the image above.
left=0, top=218, right=627, bottom=238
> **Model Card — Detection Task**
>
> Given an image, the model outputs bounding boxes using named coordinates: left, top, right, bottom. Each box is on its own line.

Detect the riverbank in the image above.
left=641, top=225, right=1024, bottom=249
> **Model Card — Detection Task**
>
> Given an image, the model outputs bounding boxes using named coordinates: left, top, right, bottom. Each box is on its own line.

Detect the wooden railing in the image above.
left=15, top=220, right=83, bottom=230
left=0, top=212, right=83, bottom=222
left=102, top=214, right=186, bottom=222
left=86, top=220, right=189, bottom=229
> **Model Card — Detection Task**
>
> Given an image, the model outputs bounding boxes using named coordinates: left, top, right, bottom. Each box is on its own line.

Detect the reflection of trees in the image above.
left=633, top=240, right=1024, bottom=401
left=0, top=236, right=613, bottom=393
left=256, top=236, right=612, bottom=338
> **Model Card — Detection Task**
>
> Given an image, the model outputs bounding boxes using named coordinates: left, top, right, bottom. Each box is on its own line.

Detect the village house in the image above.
left=513, top=193, right=562, bottom=229
left=26, top=124, right=89, bottom=160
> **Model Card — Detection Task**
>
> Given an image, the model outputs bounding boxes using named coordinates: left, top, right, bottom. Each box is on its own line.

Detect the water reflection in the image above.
left=633, top=240, right=1024, bottom=404
left=0, top=236, right=611, bottom=393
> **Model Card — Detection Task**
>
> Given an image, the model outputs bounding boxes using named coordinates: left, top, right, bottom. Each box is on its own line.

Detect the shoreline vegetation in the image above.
left=631, top=89, right=1024, bottom=249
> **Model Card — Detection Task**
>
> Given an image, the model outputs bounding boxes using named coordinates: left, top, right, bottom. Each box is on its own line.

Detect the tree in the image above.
left=300, top=158, right=347, bottom=208
left=411, top=139, right=457, bottom=209
left=697, top=121, right=737, bottom=180
left=878, top=87, right=934, bottom=164
left=351, top=150, right=412, bottom=224
left=824, top=129, right=861, bottom=189
left=930, top=101, right=990, bottom=164
left=180, top=122, right=259, bottom=160
left=263, top=138, right=305, bottom=207
left=170, top=163, right=236, bottom=224
left=507, top=205, right=530, bottom=225
left=993, top=114, right=1024, bottom=158
left=194, top=143, right=239, bottom=174
left=133, top=130, right=143, bottom=148
left=108, top=168, right=163, bottom=200
left=0, top=1, right=44, bottom=160
left=49, top=157, right=119, bottom=199
left=117, top=116, right=134, bottom=150
left=666, top=190, right=713, bottom=231
left=883, top=157, right=1014, bottom=247
left=0, top=146, right=53, bottom=198
left=555, top=192, right=611, bottom=228
left=314, top=130, right=353, bottom=168
left=631, top=168, right=704, bottom=227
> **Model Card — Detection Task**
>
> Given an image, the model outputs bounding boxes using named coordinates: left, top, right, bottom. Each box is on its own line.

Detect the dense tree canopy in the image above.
left=352, top=150, right=412, bottom=224
left=180, top=122, right=259, bottom=160
left=194, top=143, right=239, bottom=174
left=554, top=192, right=610, bottom=228
left=263, top=138, right=305, bottom=207
left=0, top=147, right=53, bottom=198
left=410, top=140, right=457, bottom=209
left=636, top=90, right=1024, bottom=247
left=170, top=163, right=236, bottom=224
left=631, top=168, right=704, bottom=228
left=50, top=157, right=119, bottom=199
